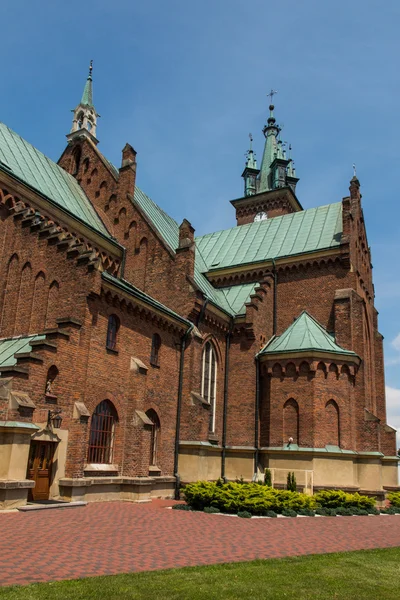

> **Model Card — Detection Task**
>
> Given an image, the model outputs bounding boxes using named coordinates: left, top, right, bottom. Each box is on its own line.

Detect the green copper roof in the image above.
left=102, top=271, right=191, bottom=327
left=0, top=334, right=46, bottom=367
left=81, top=75, right=93, bottom=107
left=196, top=202, right=342, bottom=272
left=259, top=311, right=358, bottom=357
left=0, top=123, right=111, bottom=239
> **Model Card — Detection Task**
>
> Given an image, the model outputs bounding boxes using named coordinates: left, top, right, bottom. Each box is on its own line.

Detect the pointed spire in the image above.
left=258, top=98, right=280, bottom=192
left=245, top=133, right=258, bottom=170
left=81, top=60, right=94, bottom=107
left=67, top=61, right=99, bottom=144
left=242, top=133, right=260, bottom=197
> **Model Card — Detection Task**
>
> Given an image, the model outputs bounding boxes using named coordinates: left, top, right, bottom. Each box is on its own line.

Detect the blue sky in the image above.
left=1, top=0, right=399, bottom=442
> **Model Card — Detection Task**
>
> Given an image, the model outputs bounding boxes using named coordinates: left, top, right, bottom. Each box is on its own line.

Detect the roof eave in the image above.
left=258, top=349, right=360, bottom=365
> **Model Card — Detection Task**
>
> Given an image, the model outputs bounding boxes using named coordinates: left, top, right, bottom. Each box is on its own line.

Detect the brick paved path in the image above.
left=1, top=500, right=400, bottom=587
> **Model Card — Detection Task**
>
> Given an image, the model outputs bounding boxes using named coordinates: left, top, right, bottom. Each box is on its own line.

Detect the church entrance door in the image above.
left=27, top=441, right=55, bottom=501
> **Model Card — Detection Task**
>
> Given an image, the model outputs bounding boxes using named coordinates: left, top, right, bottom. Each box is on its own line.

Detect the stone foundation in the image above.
left=58, top=476, right=175, bottom=503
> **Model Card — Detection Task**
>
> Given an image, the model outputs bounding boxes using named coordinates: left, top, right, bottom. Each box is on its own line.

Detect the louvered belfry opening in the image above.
left=87, top=400, right=118, bottom=464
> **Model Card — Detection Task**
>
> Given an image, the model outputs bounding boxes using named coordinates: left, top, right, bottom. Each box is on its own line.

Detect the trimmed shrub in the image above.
left=388, top=492, right=400, bottom=508
left=266, top=510, right=277, bottom=518
left=316, top=507, right=337, bottom=516
left=172, top=503, right=192, bottom=511
left=237, top=511, right=252, bottom=518
left=314, top=490, right=375, bottom=510
left=298, top=508, right=315, bottom=517
left=367, top=506, right=380, bottom=515
left=282, top=509, right=297, bottom=517
left=204, top=506, right=220, bottom=514
left=336, top=507, right=354, bottom=516
left=264, top=468, right=272, bottom=487
left=183, top=481, right=316, bottom=516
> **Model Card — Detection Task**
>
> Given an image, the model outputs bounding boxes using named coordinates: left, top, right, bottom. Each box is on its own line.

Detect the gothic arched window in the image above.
left=201, top=341, right=217, bottom=432
left=87, top=400, right=118, bottom=464
left=150, top=333, right=161, bottom=366
left=146, top=409, right=160, bottom=466
left=106, top=314, right=120, bottom=350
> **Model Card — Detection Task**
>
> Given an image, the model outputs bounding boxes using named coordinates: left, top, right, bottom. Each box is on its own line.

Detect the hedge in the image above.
left=388, top=492, right=400, bottom=508
left=183, top=481, right=316, bottom=515
left=313, top=490, right=375, bottom=510
left=183, top=481, right=379, bottom=516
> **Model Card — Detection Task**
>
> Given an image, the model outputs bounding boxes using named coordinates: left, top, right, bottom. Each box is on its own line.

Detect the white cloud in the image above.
left=393, top=333, right=400, bottom=352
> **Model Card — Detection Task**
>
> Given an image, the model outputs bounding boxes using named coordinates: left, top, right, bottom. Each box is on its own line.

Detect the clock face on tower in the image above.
left=254, top=211, right=267, bottom=222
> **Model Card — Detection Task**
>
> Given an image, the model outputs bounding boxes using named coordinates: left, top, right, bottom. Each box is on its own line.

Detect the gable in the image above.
left=0, top=123, right=111, bottom=239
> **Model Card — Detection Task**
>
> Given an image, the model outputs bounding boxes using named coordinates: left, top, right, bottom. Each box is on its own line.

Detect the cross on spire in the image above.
left=267, top=89, right=278, bottom=104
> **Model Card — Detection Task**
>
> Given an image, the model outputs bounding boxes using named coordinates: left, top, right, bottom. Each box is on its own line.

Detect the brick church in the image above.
left=0, top=65, right=398, bottom=509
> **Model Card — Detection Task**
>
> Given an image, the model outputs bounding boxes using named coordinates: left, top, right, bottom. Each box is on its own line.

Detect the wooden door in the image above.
left=27, top=441, right=55, bottom=501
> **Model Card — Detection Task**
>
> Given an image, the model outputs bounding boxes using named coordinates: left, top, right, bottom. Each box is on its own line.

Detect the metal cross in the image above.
left=353, top=163, right=357, bottom=177
left=267, top=89, right=278, bottom=103
left=249, top=133, right=253, bottom=149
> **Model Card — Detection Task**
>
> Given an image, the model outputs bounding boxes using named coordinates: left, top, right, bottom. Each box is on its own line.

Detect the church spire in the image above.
left=257, top=91, right=299, bottom=194
left=258, top=93, right=280, bottom=192
left=80, top=60, right=94, bottom=107
left=67, top=61, right=99, bottom=145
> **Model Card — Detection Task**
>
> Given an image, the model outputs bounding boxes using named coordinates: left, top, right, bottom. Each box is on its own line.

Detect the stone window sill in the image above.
left=45, top=393, right=58, bottom=404
left=148, top=465, right=162, bottom=476
left=84, top=463, right=119, bottom=472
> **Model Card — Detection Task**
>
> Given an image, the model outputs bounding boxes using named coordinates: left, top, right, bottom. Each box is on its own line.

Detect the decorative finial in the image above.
left=89, top=59, right=93, bottom=78
left=353, top=163, right=356, bottom=177
left=249, top=133, right=253, bottom=151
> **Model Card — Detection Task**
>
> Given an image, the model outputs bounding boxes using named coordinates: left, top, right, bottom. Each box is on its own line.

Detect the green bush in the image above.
left=336, top=507, right=354, bottom=516
left=264, top=468, right=272, bottom=487
left=298, top=508, right=315, bottom=517
left=237, top=510, right=252, bottom=518
left=388, top=492, right=400, bottom=508
left=282, top=509, right=297, bottom=517
left=316, top=507, right=337, bottom=516
left=183, top=481, right=316, bottom=516
left=204, top=506, right=220, bottom=514
left=314, top=490, right=375, bottom=510
left=172, top=503, right=192, bottom=511
left=266, top=510, right=277, bottom=518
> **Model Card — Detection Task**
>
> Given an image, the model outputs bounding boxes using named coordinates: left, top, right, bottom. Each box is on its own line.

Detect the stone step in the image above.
left=18, top=500, right=87, bottom=512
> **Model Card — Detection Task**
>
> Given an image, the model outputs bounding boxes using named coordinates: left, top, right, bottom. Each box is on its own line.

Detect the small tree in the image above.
left=264, top=468, right=272, bottom=487
left=287, top=472, right=297, bottom=492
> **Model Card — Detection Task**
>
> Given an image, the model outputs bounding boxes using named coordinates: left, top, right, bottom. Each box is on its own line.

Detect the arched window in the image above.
left=150, top=333, right=161, bottom=366
left=283, top=398, right=299, bottom=445
left=325, top=400, right=340, bottom=447
left=72, top=146, right=81, bottom=176
left=201, top=341, right=217, bottom=432
left=106, top=314, right=120, bottom=350
left=87, top=400, right=118, bottom=464
left=146, top=409, right=160, bottom=466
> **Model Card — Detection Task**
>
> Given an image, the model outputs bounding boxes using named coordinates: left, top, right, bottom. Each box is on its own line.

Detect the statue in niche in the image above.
left=45, top=379, right=53, bottom=395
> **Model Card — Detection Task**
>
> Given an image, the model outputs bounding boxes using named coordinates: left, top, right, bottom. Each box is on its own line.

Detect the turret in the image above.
left=67, top=61, right=100, bottom=145
left=241, top=134, right=260, bottom=196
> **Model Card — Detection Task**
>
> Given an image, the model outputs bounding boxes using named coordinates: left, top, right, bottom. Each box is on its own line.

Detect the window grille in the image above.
left=87, top=400, right=117, bottom=464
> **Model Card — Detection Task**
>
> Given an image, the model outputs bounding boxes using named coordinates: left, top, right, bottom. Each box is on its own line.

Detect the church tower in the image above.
left=67, top=61, right=100, bottom=145
left=231, top=92, right=302, bottom=225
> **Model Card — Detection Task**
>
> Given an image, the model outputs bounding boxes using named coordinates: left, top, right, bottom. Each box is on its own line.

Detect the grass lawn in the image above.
left=1, top=548, right=400, bottom=599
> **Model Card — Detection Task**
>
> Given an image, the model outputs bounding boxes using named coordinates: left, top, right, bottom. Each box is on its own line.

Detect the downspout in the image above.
left=254, top=355, right=260, bottom=475
left=174, top=322, right=194, bottom=500
left=221, top=318, right=234, bottom=481
left=272, top=258, right=278, bottom=336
